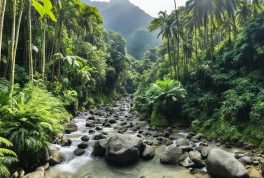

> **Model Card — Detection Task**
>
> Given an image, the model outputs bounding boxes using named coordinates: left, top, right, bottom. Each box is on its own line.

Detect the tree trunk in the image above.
left=28, top=0, right=33, bottom=81
left=167, top=40, right=173, bottom=77
left=0, top=0, right=7, bottom=68
left=173, top=0, right=177, bottom=10
left=171, top=38, right=177, bottom=77
left=13, top=0, right=24, bottom=61
left=10, top=0, right=24, bottom=96
left=9, top=0, right=17, bottom=95
left=41, top=19, right=46, bottom=80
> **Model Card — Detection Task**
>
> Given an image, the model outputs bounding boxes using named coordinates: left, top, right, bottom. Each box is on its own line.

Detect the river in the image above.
left=45, top=97, right=262, bottom=178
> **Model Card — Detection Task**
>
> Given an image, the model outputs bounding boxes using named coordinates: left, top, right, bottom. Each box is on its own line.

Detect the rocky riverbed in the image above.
left=23, top=96, right=264, bottom=178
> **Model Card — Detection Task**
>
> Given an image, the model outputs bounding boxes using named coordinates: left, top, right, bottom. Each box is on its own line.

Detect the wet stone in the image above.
left=81, top=135, right=89, bottom=142
left=88, top=130, right=95, bottom=134
left=78, top=142, right=89, bottom=149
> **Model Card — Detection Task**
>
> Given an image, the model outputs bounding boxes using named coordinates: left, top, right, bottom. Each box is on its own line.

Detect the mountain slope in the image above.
left=82, top=0, right=161, bottom=59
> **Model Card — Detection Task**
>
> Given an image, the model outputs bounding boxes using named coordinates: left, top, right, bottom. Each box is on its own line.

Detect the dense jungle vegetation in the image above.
left=0, top=0, right=263, bottom=177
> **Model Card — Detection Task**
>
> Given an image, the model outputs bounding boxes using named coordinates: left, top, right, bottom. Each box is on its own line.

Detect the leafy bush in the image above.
left=134, top=79, right=186, bottom=126
left=0, top=80, right=70, bottom=169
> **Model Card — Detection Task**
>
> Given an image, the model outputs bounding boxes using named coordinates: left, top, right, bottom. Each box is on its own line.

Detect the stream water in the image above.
left=44, top=97, right=261, bottom=178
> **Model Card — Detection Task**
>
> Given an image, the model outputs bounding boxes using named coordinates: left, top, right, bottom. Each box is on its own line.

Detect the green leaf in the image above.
left=32, top=0, right=45, bottom=17
left=42, top=0, right=52, bottom=11
left=172, top=96, right=177, bottom=102
left=46, top=11, right=57, bottom=22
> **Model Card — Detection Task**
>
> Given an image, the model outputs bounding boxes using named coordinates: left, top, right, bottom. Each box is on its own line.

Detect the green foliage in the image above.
left=150, top=107, right=169, bottom=127
left=0, top=135, right=18, bottom=178
left=181, top=13, right=264, bottom=145
left=32, top=0, right=57, bottom=22
left=134, top=79, right=186, bottom=126
left=0, top=80, right=70, bottom=169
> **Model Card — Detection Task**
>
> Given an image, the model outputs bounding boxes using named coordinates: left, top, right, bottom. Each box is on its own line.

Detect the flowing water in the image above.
left=44, top=97, right=261, bottom=178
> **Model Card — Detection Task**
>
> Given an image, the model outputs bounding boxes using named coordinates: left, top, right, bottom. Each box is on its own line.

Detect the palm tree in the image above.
left=149, top=11, right=176, bottom=77
left=186, top=0, right=225, bottom=52
left=32, top=0, right=57, bottom=80
left=223, top=0, right=237, bottom=40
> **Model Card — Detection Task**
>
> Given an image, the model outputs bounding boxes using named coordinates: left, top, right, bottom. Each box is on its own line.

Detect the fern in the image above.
left=0, top=80, right=70, bottom=169
left=0, top=137, right=17, bottom=177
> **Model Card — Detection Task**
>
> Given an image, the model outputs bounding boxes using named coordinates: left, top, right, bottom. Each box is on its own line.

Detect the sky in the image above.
left=92, top=0, right=188, bottom=17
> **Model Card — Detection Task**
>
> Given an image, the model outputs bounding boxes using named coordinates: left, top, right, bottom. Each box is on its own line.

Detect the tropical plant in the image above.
left=134, top=78, right=186, bottom=126
left=0, top=136, right=18, bottom=178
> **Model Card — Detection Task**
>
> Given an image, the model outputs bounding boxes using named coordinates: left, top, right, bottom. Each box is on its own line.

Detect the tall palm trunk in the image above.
left=9, top=0, right=24, bottom=95
left=41, top=19, right=46, bottom=80
left=13, top=0, right=24, bottom=61
left=9, top=0, right=17, bottom=95
left=0, top=0, right=7, bottom=66
left=28, top=0, right=33, bottom=82
left=173, top=0, right=177, bottom=10
left=194, top=24, right=198, bottom=58
left=167, top=40, right=173, bottom=77
left=171, top=38, right=177, bottom=77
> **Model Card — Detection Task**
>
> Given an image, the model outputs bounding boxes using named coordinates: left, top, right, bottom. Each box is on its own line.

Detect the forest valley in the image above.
left=0, top=0, right=263, bottom=177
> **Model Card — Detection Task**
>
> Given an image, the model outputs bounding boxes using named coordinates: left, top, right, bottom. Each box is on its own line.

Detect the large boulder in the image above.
left=23, top=171, right=44, bottom=178
left=207, top=148, right=249, bottom=178
left=65, top=123, right=78, bottom=133
left=160, top=145, right=183, bottom=164
left=141, top=145, right=155, bottom=160
left=176, top=138, right=190, bottom=147
left=93, top=139, right=108, bottom=157
left=105, top=134, right=144, bottom=164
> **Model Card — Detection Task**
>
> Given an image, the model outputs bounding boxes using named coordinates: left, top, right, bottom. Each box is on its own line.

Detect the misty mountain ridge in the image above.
left=82, top=0, right=161, bottom=59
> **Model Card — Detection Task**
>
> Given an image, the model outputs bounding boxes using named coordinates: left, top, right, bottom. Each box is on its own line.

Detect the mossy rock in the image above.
left=150, top=108, right=169, bottom=127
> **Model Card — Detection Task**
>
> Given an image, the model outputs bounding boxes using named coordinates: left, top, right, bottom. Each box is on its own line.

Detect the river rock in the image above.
left=87, top=115, right=95, bottom=120
left=261, top=161, right=264, bottom=175
left=104, top=122, right=111, bottom=127
left=81, top=135, right=89, bottom=142
left=89, top=129, right=95, bottom=134
left=141, top=145, right=155, bottom=160
left=35, top=167, right=44, bottom=172
left=55, top=134, right=72, bottom=146
left=93, top=133, right=105, bottom=140
left=78, top=142, right=89, bottom=149
left=108, top=118, right=117, bottom=124
left=201, top=146, right=212, bottom=159
left=49, top=149, right=64, bottom=166
left=176, top=138, right=190, bottom=147
left=93, top=139, right=108, bottom=157
left=163, top=131, right=170, bottom=138
left=189, top=150, right=202, bottom=160
left=160, top=145, right=183, bottom=164
left=65, top=123, right=78, bottom=133
left=105, top=134, right=145, bottom=164
left=179, top=153, right=192, bottom=167
left=74, top=148, right=85, bottom=156
left=179, top=146, right=194, bottom=152
left=193, top=133, right=203, bottom=140
left=86, top=121, right=95, bottom=127
left=239, top=156, right=253, bottom=165
left=23, top=171, right=44, bottom=178
left=207, top=148, right=249, bottom=178
left=95, top=126, right=103, bottom=130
